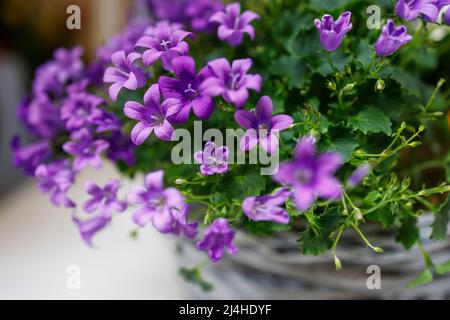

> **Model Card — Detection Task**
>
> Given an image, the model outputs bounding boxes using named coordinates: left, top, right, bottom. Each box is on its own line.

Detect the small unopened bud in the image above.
left=175, top=178, right=188, bottom=185
left=409, top=141, right=422, bottom=147
left=400, top=121, right=407, bottom=130
left=373, top=247, right=384, bottom=253
left=334, top=256, right=342, bottom=270
left=355, top=208, right=363, bottom=221
left=327, top=80, right=337, bottom=91
left=418, top=124, right=426, bottom=132
left=342, top=82, right=357, bottom=92
left=375, top=79, right=385, bottom=92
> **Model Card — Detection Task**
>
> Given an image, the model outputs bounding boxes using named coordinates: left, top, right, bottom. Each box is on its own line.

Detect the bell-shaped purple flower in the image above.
left=135, top=23, right=194, bottom=71
left=103, top=51, right=148, bottom=102
left=170, top=204, right=199, bottom=239
left=374, top=20, right=412, bottom=57
left=274, top=135, right=343, bottom=212
left=347, top=163, right=370, bottom=188
left=62, top=128, right=109, bottom=171
left=83, top=179, right=127, bottom=219
left=314, top=11, right=353, bottom=52
left=242, top=188, right=291, bottom=224
left=35, top=160, right=76, bottom=208
left=395, top=0, right=439, bottom=22
left=194, top=141, right=229, bottom=176
left=128, top=170, right=191, bottom=235
left=234, top=96, right=293, bottom=154
left=61, top=93, right=105, bottom=131
left=196, top=218, right=238, bottom=263
left=158, top=56, right=215, bottom=123
left=72, top=214, right=110, bottom=247
left=106, top=131, right=136, bottom=166
left=91, top=109, right=122, bottom=133
left=185, top=0, right=225, bottom=32
left=201, top=58, right=262, bottom=108
left=124, top=84, right=180, bottom=145
left=437, top=0, right=450, bottom=24
left=11, top=137, right=52, bottom=176
left=209, top=2, right=259, bottom=46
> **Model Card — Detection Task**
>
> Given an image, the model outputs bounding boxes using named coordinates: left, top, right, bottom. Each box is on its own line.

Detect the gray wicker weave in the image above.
left=178, top=215, right=450, bottom=299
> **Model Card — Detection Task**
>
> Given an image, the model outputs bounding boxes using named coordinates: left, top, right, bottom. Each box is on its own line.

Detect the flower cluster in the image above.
left=12, top=0, right=450, bottom=284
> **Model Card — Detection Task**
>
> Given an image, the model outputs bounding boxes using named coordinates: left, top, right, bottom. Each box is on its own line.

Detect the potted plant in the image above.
left=12, top=0, right=450, bottom=299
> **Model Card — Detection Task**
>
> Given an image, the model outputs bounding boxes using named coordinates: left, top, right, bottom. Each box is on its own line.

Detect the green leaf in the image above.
left=395, top=215, right=419, bottom=250
left=298, top=208, right=346, bottom=255
left=242, top=218, right=291, bottom=236
left=270, top=56, right=307, bottom=89
left=354, top=41, right=374, bottom=67
left=436, top=260, right=450, bottom=275
left=323, top=137, right=358, bottom=162
left=309, top=0, right=356, bottom=10
left=349, top=107, right=392, bottom=135
left=179, top=267, right=213, bottom=292
left=430, top=196, right=450, bottom=241
left=226, top=173, right=266, bottom=200
left=407, top=269, right=433, bottom=288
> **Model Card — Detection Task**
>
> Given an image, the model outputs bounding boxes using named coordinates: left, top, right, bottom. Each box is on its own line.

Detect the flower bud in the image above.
left=375, top=79, right=385, bottom=92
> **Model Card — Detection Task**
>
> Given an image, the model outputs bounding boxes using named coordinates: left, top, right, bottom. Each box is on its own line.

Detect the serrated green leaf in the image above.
left=309, top=0, right=356, bottom=10
left=430, top=196, right=450, bottom=241
left=436, top=260, right=450, bottom=275
left=226, top=173, right=265, bottom=200
left=349, top=107, right=392, bottom=135
left=324, top=137, right=358, bottom=162
left=395, top=215, right=419, bottom=250
left=407, top=269, right=433, bottom=288
left=270, top=56, right=307, bottom=89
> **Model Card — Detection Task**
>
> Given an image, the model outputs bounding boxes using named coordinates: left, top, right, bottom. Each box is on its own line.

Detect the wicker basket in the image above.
left=178, top=215, right=450, bottom=299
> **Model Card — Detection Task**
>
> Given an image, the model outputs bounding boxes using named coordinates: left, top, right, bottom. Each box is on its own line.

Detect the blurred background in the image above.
left=0, top=0, right=184, bottom=299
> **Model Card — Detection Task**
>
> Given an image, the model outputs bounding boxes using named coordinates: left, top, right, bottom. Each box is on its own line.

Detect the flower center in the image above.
left=228, top=73, right=241, bottom=90
left=233, top=17, right=241, bottom=30
left=295, top=168, right=313, bottom=185
left=206, top=156, right=225, bottom=167
left=184, top=83, right=198, bottom=98
left=150, top=113, right=164, bottom=126
left=160, top=39, right=171, bottom=51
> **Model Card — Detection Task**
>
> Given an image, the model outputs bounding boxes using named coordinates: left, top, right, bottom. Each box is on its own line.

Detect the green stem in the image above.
left=351, top=222, right=384, bottom=253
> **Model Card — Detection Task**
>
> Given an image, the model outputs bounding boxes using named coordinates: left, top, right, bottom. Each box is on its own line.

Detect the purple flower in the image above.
left=124, top=84, right=180, bottom=145
left=314, top=11, right=353, bottom=52
left=347, top=163, right=370, bottom=187
left=61, top=93, right=105, bottom=131
left=103, top=51, right=148, bottom=102
left=106, top=132, right=136, bottom=166
left=185, top=0, right=225, bottom=32
left=194, top=141, right=229, bottom=176
left=146, top=0, right=188, bottom=23
left=128, top=170, right=189, bottom=234
left=374, top=20, right=412, bottom=57
left=158, top=56, right=215, bottom=123
left=234, top=96, right=293, bottom=154
left=242, top=188, right=291, bottom=224
left=35, top=160, right=76, bottom=208
left=33, top=47, right=84, bottom=98
left=83, top=179, right=127, bottom=219
left=395, top=0, right=439, bottom=22
left=11, top=137, right=52, bottom=176
left=209, top=2, right=259, bottom=46
left=62, top=128, right=109, bottom=171
left=72, top=214, right=110, bottom=247
left=202, top=58, right=261, bottom=108
left=437, top=0, right=450, bottom=24
left=274, top=135, right=343, bottom=212
left=91, top=110, right=122, bottom=133
left=135, top=23, right=194, bottom=71
left=196, top=218, right=238, bottom=263
left=170, top=204, right=199, bottom=239
left=18, top=94, right=60, bottom=139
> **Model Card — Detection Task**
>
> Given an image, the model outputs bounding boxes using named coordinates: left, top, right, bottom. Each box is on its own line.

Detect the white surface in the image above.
left=0, top=164, right=186, bottom=299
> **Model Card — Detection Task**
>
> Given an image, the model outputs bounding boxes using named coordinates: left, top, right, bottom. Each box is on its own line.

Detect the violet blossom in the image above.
left=170, top=204, right=199, bottom=239
left=374, top=20, right=412, bottom=57
left=274, top=135, right=343, bottom=212
left=72, top=214, right=110, bottom=247
left=103, top=51, right=148, bottom=102
left=209, top=2, right=259, bottom=46
left=395, top=0, right=439, bottom=22
left=196, top=218, right=238, bottom=263
left=194, top=141, right=229, bottom=176
left=91, top=110, right=122, bottom=133
left=185, top=0, right=224, bottom=32
left=314, top=11, right=353, bottom=52
left=437, top=0, right=450, bottom=24
left=11, top=137, right=52, bottom=176
left=83, top=179, right=127, bottom=219
left=234, top=96, right=293, bottom=154
left=35, top=160, right=76, bottom=208
left=158, top=56, right=215, bottom=123
left=128, top=170, right=193, bottom=235
left=347, top=163, right=370, bottom=187
left=61, top=93, right=105, bottom=131
left=242, top=188, right=291, bottom=224
left=135, top=23, right=194, bottom=71
left=124, top=84, right=180, bottom=145
left=202, top=58, right=262, bottom=108
left=106, top=132, right=136, bottom=166
left=62, top=128, right=109, bottom=171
